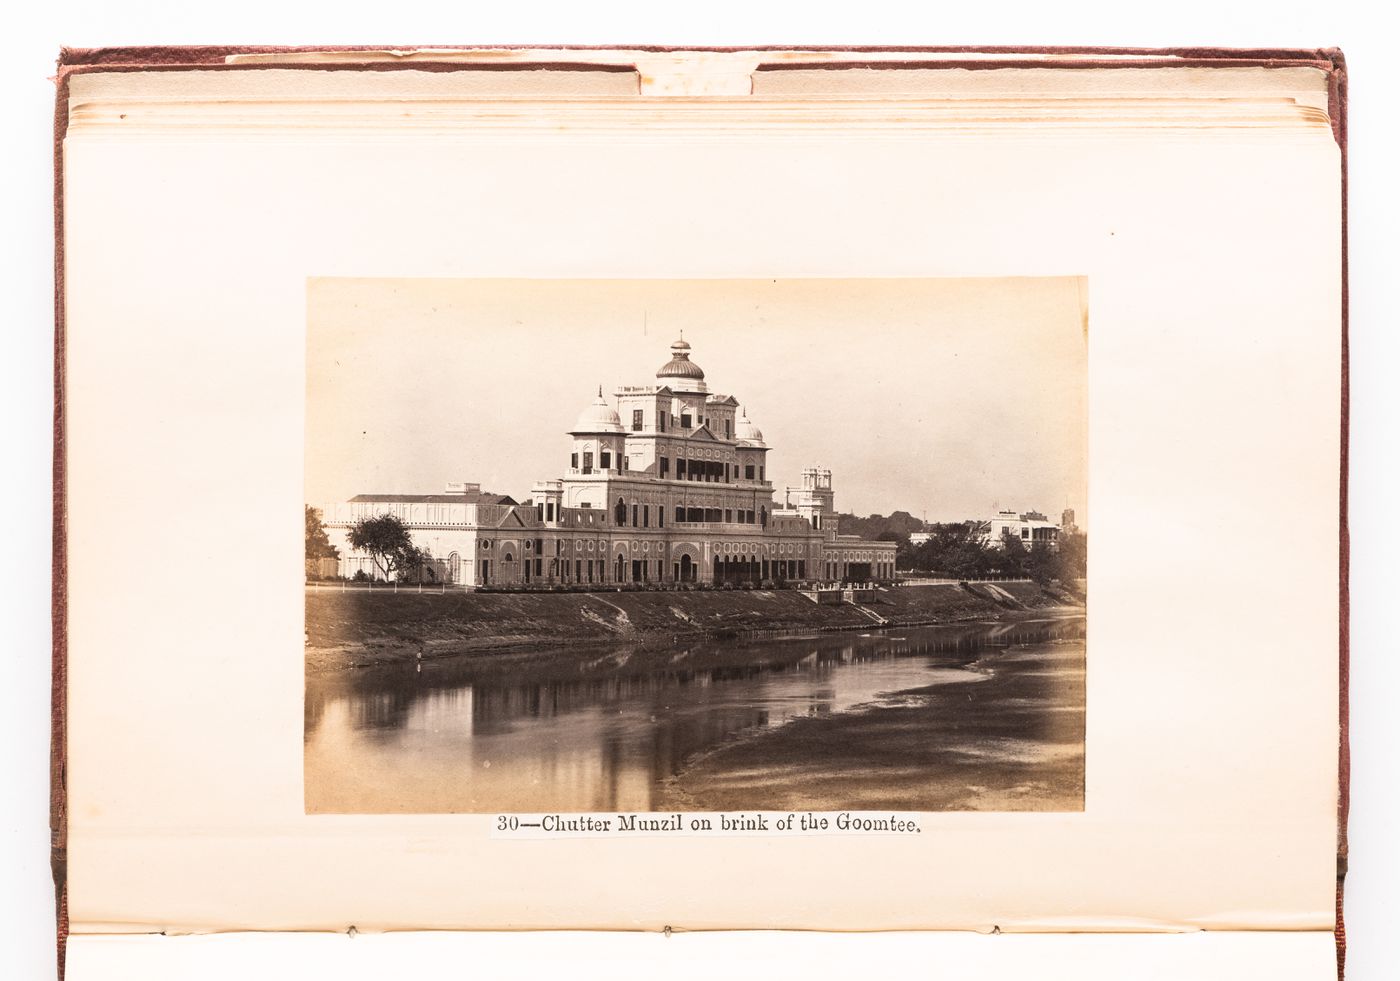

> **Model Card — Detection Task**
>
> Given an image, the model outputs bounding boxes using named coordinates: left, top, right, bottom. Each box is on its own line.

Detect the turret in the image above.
left=569, top=387, right=627, bottom=475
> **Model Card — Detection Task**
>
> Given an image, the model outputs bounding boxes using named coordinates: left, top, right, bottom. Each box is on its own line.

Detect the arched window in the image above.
left=615, top=498, right=627, bottom=526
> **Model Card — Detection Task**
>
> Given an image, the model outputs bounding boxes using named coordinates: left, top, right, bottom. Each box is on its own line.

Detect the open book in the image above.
left=55, top=45, right=1347, bottom=979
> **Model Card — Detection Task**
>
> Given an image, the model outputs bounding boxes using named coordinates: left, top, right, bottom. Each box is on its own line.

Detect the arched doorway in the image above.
left=447, top=552, right=460, bottom=584
left=679, top=553, right=693, bottom=582
left=615, top=552, right=625, bottom=583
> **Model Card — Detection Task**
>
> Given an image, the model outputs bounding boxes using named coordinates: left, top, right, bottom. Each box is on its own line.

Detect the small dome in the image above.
left=735, top=407, right=766, bottom=447
left=656, top=335, right=706, bottom=386
left=573, top=388, right=623, bottom=433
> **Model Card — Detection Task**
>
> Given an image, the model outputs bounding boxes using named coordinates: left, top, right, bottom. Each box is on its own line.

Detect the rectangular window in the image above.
left=622, top=457, right=629, bottom=471
left=745, top=464, right=755, bottom=480
left=632, top=409, right=643, bottom=432
left=660, top=412, right=667, bottom=432
left=724, top=509, right=732, bottom=523
left=643, top=506, right=650, bottom=528
left=571, top=452, right=578, bottom=469
left=724, top=419, right=731, bottom=438
left=688, top=507, right=703, bottom=522
left=681, top=413, right=692, bottom=428
left=583, top=451, right=593, bottom=474
left=632, top=504, right=638, bottom=526
left=675, top=506, right=684, bottom=523
left=677, top=458, right=687, bottom=477
left=534, top=558, right=542, bottom=576
left=658, top=507, right=664, bottom=528
left=660, top=456, right=669, bottom=477
left=600, top=450, right=611, bottom=469
left=759, top=466, right=765, bottom=482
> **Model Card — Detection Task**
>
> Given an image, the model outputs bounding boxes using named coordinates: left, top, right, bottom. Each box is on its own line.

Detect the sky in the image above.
left=306, top=277, right=1087, bottom=525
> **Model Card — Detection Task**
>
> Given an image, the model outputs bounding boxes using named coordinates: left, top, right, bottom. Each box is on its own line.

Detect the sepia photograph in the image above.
left=303, top=277, right=1088, bottom=814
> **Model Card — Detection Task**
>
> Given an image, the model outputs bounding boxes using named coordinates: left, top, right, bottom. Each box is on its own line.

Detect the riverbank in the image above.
left=305, top=581, right=1083, bottom=672
left=660, top=636, right=1086, bottom=812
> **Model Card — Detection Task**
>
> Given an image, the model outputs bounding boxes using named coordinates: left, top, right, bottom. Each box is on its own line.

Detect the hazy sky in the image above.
left=306, top=278, right=1087, bottom=524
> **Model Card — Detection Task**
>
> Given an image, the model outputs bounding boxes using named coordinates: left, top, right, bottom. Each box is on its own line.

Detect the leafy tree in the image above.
left=305, top=506, right=339, bottom=560
left=1026, top=542, right=1059, bottom=584
left=994, top=533, right=1029, bottom=578
left=1055, top=531, right=1088, bottom=580
left=908, top=521, right=995, bottom=578
left=347, top=513, right=422, bottom=582
left=838, top=510, right=925, bottom=542
left=395, top=550, right=436, bottom=584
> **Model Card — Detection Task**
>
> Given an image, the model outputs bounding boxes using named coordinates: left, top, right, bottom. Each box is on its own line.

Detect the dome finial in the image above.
left=657, top=332, right=705, bottom=390
left=598, top=384, right=603, bottom=398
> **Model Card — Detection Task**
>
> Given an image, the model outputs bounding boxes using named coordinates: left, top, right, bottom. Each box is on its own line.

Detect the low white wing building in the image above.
left=985, top=509, right=1062, bottom=548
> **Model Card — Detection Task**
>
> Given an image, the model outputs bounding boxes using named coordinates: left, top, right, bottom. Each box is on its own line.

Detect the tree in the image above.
left=1026, top=542, right=1058, bottom=584
left=908, top=521, right=994, bottom=577
left=995, top=533, right=1029, bottom=578
left=347, top=513, right=423, bottom=582
left=838, top=510, right=924, bottom=542
left=305, top=506, right=339, bottom=560
left=1055, top=531, right=1088, bottom=581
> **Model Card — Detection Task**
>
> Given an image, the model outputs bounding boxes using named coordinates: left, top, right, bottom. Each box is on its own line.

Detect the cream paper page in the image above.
left=62, top=65, right=1340, bottom=933
left=66, top=931, right=1340, bottom=981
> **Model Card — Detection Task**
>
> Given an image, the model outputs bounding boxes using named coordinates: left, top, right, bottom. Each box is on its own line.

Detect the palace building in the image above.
left=323, top=337, right=898, bottom=588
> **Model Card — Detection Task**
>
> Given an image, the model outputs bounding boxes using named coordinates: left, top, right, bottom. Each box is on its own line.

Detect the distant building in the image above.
left=323, top=337, right=897, bottom=586
left=985, top=508, right=1062, bottom=548
left=909, top=531, right=933, bottom=546
left=1061, top=508, right=1078, bottom=535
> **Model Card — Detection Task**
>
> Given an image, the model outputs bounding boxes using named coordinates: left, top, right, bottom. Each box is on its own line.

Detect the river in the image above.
left=304, top=617, right=1085, bottom=813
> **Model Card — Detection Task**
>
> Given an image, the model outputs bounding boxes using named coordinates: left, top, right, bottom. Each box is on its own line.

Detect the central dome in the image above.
left=656, top=335, right=706, bottom=387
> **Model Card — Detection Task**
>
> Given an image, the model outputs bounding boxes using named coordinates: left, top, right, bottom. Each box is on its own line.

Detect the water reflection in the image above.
left=304, top=618, right=1085, bottom=813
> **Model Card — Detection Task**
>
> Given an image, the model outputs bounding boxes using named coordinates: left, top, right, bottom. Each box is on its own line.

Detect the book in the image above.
left=54, top=45, right=1347, bottom=979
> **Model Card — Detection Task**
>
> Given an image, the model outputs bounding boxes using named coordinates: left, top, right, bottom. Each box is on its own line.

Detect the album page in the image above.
left=59, top=54, right=1341, bottom=954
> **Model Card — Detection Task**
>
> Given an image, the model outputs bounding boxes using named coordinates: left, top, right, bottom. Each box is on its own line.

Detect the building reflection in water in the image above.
left=304, top=618, right=1084, bottom=813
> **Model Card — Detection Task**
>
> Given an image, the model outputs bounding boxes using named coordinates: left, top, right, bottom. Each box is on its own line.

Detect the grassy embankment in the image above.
left=304, top=581, right=1081, bottom=671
